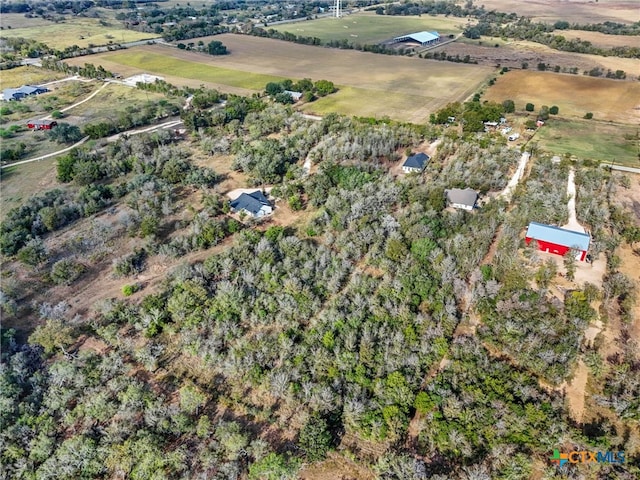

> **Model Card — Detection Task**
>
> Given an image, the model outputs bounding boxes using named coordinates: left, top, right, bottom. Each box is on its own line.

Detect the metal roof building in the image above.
left=402, top=153, right=430, bottom=173
left=392, top=31, right=440, bottom=46
left=525, top=222, right=590, bottom=261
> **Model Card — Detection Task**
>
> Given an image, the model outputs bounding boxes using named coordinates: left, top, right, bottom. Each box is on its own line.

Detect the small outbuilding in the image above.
left=283, top=90, right=303, bottom=102
left=230, top=191, right=273, bottom=218
left=445, top=188, right=478, bottom=211
left=402, top=153, right=430, bottom=174
left=27, top=119, right=57, bottom=130
left=525, top=222, right=590, bottom=261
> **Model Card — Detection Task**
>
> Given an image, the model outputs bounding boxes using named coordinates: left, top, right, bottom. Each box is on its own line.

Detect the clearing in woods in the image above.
left=483, top=70, right=640, bottom=124
left=78, top=37, right=492, bottom=122
left=270, top=11, right=466, bottom=44
left=476, top=0, right=640, bottom=24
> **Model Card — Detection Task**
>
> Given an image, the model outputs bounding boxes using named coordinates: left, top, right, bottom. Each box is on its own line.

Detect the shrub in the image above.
left=549, top=105, right=559, bottom=115
left=51, top=110, right=63, bottom=119
left=584, top=112, right=593, bottom=119
left=122, top=284, right=140, bottom=296
left=525, top=103, right=535, bottom=112
left=50, top=259, right=85, bottom=285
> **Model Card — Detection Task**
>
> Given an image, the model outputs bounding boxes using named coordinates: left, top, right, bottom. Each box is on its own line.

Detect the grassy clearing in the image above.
left=302, top=85, right=434, bottom=122
left=0, top=66, right=68, bottom=90
left=535, top=118, right=640, bottom=166
left=96, top=50, right=289, bottom=90
left=271, top=12, right=465, bottom=43
left=0, top=157, right=60, bottom=220
left=0, top=17, right=156, bottom=50
left=483, top=70, right=640, bottom=124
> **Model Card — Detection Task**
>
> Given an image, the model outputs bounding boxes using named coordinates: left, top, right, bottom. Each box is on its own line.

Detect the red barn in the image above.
left=525, top=222, right=590, bottom=261
left=27, top=120, right=57, bottom=130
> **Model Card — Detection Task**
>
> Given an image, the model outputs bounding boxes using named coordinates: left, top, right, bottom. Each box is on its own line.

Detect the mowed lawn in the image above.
left=271, top=12, right=465, bottom=43
left=535, top=119, right=640, bottom=166
left=80, top=37, right=492, bottom=122
left=0, top=18, right=156, bottom=50
left=484, top=70, right=640, bottom=124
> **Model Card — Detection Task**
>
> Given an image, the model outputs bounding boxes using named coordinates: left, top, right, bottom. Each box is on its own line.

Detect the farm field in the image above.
left=76, top=37, right=492, bottom=122
left=556, top=30, right=640, bottom=49
left=535, top=119, right=640, bottom=166
left=0, top=17, right=157, bottom=50
left=483, top=70, right=640, bottom=124
left=477, top=0, right=640, bottom=24
left=270, top=12, right=467, bottom=44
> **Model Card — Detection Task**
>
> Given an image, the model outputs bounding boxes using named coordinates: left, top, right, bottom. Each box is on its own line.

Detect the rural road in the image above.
left=0, top=136, right=90, bottom=169
left=40, top=82, right=110, bottom=121
left=562, top=167, right=586, bottom=233
left=3, top=119, right=183, bottom=170
left=499, top=151, right=531, bottom=202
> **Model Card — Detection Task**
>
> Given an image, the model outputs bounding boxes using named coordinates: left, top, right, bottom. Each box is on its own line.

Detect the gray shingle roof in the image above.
left=403, top=153, right=430, bottom=169
left=230, top=191, right=270, bottom=216
left=526, top=222, right=590, bottom=251
left=445, top=188, right=478, bottom=208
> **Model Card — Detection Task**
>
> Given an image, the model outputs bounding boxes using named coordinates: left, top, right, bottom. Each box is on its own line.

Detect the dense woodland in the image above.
left=1, top=85, right=639, bottom=479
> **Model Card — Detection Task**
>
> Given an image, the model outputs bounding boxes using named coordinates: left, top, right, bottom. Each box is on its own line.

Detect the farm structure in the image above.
left=402, top=153, right=430, bottom=173
left=525, top=222, right=590, bottom=261
left=230, top=191, right=273, bottom=218
left=27, top=119, right=57, bottom=130
left=2, top=85, right=49, bottom=101
left=445, top=188, right=478, bottom=211
left=392, top=31, right=440, bottom=47
left=283, top=90, right=303, bottom=101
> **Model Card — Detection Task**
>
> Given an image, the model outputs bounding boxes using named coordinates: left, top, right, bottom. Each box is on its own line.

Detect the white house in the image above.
left=445, top=188, right=478, bottom=211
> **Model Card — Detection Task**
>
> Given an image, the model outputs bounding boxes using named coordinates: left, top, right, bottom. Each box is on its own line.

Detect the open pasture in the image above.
left=484, top=70, right=640, bottom=124
left=0, top=17, right=156, bottom=50
left=78, top=36, right=492, bottom=122
left=535, top=119, right=640, bottom=166
left=477, top=0, right=640, bottom=24
left=270, top=12, right=467, bottom=44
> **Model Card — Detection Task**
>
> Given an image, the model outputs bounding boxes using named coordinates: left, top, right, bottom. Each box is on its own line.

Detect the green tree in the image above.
left=29, top=319, right=75, bottom=354
left=549, top=105, right=559, bottom=115
left=17, top=237, right=47, bottom=267
left=314, top=79, right=336, bottom=96
left=525, top=103, right=535, bottom=112
left=299, top=414, right=332, bottom=461
left=207, top=40, right=228, bottom=55
left=249, top=453, right=300, bottom=480
left=502, top=99, right=515, bottom=113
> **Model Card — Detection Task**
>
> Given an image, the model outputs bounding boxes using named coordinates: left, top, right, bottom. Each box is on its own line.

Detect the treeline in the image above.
left=42, top=58, right=113, bottom=79
left=371, top=0, right=485, bottom=18
left=465, top=17, right=640, bottom=59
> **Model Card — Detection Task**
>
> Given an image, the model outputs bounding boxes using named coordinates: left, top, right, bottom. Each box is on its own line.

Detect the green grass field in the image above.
left=535, top=118, right=640, bottom=166
left=102, top=51, right=289, bottom=90
left=271, top=12, right=465, bottom=44
left=0, top=18, right=157, bottom=50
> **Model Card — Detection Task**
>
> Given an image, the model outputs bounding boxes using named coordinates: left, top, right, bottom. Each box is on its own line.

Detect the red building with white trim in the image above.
left=525, top=222, right=590, bottom=261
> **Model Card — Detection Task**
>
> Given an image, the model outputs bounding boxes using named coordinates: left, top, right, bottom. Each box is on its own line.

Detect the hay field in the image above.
left=77, top=37, right=492, bottom=122
left=477, top=0, right=640, bottom=24
left=555, top=30, right=640, bottom=49
left=484, top=70, right=640, bottom=124
left=535, top=119, right=640, bottom=166
left=270, top=12, right=467, bottom=44
left=0, top=17, right=156, bottom=50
